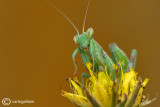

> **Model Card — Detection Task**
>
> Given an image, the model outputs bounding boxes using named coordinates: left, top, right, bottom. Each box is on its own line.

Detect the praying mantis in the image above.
left=45, top=0, right=137, bottom=86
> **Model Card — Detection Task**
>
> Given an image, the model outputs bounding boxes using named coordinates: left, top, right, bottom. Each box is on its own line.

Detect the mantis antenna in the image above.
left=82, top=0, right=91, bottom=33
left=44, top=0, right=80, bottom=35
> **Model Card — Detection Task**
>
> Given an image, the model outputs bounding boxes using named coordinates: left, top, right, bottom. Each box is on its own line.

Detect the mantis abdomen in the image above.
left=89, top=39, right=115, bottom=75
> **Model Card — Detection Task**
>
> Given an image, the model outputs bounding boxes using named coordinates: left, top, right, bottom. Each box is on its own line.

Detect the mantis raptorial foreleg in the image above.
left=79, top=48, right=92, bottom=68
left=81, top=72, right=90, bottom=86
left=89, top=39, right=105, bottom=67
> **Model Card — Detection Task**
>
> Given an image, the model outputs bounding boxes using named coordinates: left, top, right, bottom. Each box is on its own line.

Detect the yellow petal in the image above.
left=62, top=91, right=92, bottom=107
left=70, top=80, right=83, bottom=96
left=91, top=82, right=109, bottom=107
left=98, top=71, right=113, bottom=94
left=142, top=78, right=149, bottom=87
left=123, top=69, right=136, bottom=96
left=118, top=62, right=125, bottom=99
left=86, top=62, right=97, bottom=83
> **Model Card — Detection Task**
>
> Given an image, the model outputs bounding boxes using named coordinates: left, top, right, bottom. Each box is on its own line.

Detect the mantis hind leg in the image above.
left=81, top=72, right=90, bottom=87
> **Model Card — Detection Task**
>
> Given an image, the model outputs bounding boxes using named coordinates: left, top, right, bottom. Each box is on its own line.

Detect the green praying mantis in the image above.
left=45, top=0, right=137, bottom=86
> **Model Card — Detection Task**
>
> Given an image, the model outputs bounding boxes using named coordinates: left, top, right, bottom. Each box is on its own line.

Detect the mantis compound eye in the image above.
left=86, top=27, right=94, bottom=39
left=73, top=36, right=78, bottom=44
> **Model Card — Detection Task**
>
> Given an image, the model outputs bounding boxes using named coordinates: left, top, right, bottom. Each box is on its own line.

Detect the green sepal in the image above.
left=83, top=88, right=102, bottom=107
left=117, top=94, right=127, bottom=107
left=111, top=81, right=118, bottom=107
left=126, top=49, right=137, bottom=72
left=129, top=49, right=137, bottom=70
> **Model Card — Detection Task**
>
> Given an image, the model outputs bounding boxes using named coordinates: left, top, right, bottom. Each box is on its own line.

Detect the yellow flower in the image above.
left=62, top=62, right=156, bottom=107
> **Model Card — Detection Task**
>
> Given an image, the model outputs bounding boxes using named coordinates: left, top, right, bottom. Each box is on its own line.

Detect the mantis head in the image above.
left=73, top=27, right=94, bottom=48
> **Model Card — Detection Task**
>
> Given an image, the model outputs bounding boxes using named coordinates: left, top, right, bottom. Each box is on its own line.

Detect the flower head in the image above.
left=62, top=62, right=156, bottom=107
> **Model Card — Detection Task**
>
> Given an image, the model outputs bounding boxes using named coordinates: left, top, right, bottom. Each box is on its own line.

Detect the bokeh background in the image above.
left=0, top=0, right=160, bottom=106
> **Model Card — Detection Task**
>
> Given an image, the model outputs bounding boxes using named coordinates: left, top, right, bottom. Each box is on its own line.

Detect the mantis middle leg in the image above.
left=81, top=72, right=90, bottom=86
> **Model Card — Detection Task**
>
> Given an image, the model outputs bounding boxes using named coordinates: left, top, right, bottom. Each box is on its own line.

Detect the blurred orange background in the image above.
left=0, top=0, right=159, bottom=106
